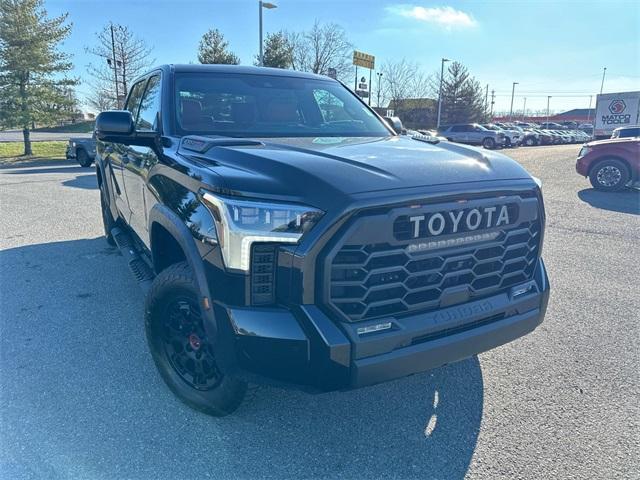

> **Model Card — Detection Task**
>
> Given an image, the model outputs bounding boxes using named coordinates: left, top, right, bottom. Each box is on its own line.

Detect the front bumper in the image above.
left=221, top=257, right=550, bottom=391
left=576, top=155, right=591, bottom=176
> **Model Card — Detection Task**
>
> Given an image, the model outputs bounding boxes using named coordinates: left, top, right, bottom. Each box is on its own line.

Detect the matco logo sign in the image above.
left=609, top=100, right=626, bottom=114
left=602, top=99, right=631, bottom=125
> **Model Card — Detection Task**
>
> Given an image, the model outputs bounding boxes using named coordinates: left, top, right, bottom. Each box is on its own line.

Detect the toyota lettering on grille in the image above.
left=394, top=204, right=518, bottom=242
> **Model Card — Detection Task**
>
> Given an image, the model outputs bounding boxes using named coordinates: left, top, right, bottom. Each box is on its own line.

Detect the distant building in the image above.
left=494, top=108, right=595, bottom=124
left=382, top=98, right=438, bottom=129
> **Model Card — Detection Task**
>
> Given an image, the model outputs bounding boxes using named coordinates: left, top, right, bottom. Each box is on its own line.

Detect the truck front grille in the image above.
left=327, top=219, right=541, bottom=322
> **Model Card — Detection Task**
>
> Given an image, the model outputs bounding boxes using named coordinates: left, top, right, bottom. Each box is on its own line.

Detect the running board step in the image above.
left=111, top=227, right=154, bottom=294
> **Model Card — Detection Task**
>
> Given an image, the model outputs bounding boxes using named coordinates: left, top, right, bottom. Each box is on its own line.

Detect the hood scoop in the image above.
left=179, top=135, right=264, bottom=154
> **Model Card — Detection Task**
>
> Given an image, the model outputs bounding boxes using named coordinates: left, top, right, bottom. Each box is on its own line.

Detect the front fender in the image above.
left=148, top=204, right=219, bottom=341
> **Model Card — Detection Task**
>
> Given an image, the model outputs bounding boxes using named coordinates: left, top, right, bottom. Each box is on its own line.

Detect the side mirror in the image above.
left=95, top=110, right=134, bottom=139
left=383, top=116, right=404, bottom=135
left=95, top=110, right=157, bottom=146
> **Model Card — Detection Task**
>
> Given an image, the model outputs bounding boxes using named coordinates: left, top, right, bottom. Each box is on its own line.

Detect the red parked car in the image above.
left=576, top=137, right=640, bottom=191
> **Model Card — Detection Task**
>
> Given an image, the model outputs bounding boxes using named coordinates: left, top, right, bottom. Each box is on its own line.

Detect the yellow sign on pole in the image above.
left=353, top=50, right=375, bottom=70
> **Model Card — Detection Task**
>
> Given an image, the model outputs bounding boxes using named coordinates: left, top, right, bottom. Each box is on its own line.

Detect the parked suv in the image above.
left=94, top=65, right=549, bottom=416
left=611, top=125, right=640, bottom=139
left=483, top=124, right=520, bottom=147
left=576, top=137, right=639, bottom=191
left=439, top=123, right=505, bottom=149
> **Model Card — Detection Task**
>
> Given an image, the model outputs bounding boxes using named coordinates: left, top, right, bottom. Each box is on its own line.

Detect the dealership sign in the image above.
left=353, top=50, right=375, bottom=69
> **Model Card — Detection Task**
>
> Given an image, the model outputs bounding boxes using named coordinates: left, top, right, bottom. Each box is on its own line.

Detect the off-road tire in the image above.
left=145, top=262, right=247, bottom=416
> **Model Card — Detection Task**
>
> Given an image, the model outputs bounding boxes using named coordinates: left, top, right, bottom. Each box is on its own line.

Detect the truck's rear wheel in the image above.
left=589, top=159, right=630, bottom=191
left=145, top=262, right=247, bottom=416
left=77, top=148, right=92, bottom=167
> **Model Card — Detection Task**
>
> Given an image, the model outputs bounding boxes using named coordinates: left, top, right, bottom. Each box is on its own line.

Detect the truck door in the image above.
left=122, top=74, right=162, bottom=248
left=107, top=80, right=147, bottom=223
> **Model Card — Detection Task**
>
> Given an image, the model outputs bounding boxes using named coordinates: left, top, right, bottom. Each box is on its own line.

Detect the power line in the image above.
left=492, top=94, right=593, bottom=98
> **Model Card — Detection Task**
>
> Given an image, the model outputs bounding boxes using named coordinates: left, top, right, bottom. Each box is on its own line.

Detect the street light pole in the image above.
left=509, top=82, right=518, bottom=121
left=258, top=1, right=277, bottom=67
left=259, top=2, right=263, bottom=66
left=600, top=67, right=607, bottom=94
left=436, top=58, right=449, bottom=129
left=546, top=96, right=552, bottom=126
left=110, top=23, right=119, bottom=108
left=586, top=95, right=593, bottom=124
left=376, top=72, right=383, bottom=108
left=522, top=97, right=527, bottom=121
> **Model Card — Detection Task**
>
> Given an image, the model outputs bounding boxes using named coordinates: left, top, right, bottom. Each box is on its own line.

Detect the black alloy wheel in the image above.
left=161, top=295, right=222, bottom=391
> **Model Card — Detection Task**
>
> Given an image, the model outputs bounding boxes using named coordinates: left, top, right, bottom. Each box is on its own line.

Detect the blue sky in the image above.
left=47, top=0, right=639, bottom=113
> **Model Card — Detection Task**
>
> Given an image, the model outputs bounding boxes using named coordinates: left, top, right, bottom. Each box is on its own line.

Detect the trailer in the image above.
left=593, top=91, right=640, bottom=138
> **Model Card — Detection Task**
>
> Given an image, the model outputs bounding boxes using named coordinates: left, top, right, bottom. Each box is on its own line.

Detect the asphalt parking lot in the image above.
left=1, top=144, right=638, bottom=480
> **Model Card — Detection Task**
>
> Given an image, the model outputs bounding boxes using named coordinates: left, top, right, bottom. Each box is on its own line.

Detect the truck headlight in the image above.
left=201, top=191, right=323, bottom=271
left=578, top=146, right=591, bottom=158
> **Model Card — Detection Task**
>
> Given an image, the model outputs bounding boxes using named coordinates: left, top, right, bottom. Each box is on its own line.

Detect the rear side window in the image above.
left=621, top=127, right=640, bottom=138
left=137, top=75, right=162, bottom=131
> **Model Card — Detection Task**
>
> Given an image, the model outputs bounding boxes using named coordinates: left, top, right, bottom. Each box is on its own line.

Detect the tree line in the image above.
left=1, top=0, right=488, bottom=155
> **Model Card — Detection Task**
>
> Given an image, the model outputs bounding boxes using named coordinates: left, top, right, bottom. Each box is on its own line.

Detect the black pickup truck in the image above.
left=95, top=64, right=549, bottom=416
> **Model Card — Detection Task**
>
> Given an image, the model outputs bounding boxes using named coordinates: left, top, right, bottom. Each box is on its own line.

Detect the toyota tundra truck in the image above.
left=95, top=65, right=549, bottom=416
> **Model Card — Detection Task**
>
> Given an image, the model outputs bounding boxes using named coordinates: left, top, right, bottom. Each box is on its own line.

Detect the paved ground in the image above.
left=0, top=145, right=638, bottom=479
left=0, top=130, right=92, bottom=142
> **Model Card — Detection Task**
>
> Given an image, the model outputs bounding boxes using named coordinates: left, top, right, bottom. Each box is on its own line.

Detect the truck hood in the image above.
left=586, top=137, right=639, bottom=147
left=186, top=136, right=533, bottom=206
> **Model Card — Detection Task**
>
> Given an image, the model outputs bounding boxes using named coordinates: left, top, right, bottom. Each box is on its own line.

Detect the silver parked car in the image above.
left=439, top=123, right=505, bottom=149
left=484, top=123, right=521, bottom=147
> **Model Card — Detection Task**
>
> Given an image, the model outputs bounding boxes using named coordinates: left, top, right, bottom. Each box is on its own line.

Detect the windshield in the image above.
left=173, top=73, right=391, bottom=138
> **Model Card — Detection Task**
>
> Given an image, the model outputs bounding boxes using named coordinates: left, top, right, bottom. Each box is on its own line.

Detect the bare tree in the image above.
left=381, top=59, right=433, bottom=108
left=85, top=23, right=154, bottom=110
left=85, top=79, right=117, bottom=112
left=286, top=21, right=352, bottom=78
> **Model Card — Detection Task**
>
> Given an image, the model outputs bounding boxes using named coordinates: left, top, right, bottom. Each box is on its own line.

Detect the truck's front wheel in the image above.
left=589, top=158, right=630, bottom=191
left=145, top=262, right=247, bottom=416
